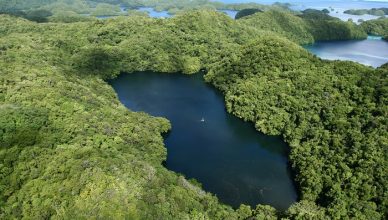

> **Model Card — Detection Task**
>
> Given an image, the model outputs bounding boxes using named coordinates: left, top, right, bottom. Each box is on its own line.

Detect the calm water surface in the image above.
left=109, top=72, right=297, bottom=210
left=305, top=36, right=388, bottom=67
left=138, top=7, right=171, bottom=18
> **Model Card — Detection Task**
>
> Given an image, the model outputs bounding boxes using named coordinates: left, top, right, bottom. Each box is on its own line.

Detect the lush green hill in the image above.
left=361, top=18, right=388, bottom=36
left=238, top=9, right=367, bottom=45
left=0, top=11, right=276, bottom=219
left=238, top=10, right=315, bottom=44
left=0, top=10, right=387, bottom=219
left=0, top=0, right=288, bottom=21
left=205, top=35, right=387, bottom=220
left=235, top=8, right=263, bottom=19
left=299, top=9, right=367, bottom=41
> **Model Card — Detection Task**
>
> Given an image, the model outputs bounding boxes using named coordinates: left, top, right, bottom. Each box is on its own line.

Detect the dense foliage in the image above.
left=238, top=9, right=367, bottom=45
left=344, top=8, right=388, bottom=16
left=0, top=11, right=287, bottom=219
left=120, top=0, right=290, bottom=13
left=361, top=17, right=388, bottom=36
left=0, top=0, right=290, bottom=20
left=235, top=8, right=263, bottom=20
left=238, top=10, right=315, bottom=44
left=299, top=9, right=367, bottom=41
left=205, top=35, right=388, bottom=219
left=0, top=0, right=136, bottom=21
left=0, top=6, right=387, bottom=220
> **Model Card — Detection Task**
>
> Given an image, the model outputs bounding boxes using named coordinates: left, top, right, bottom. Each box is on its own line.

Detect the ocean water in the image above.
left=305, top=36, right=388, bottom=68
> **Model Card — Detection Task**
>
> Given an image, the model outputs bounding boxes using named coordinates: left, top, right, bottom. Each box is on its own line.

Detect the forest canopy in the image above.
left=238, top=9, right=367, bottom=44
left=0, top=0, right=290, bottom=20
left=235, top=8, right=263, bottom=19
left=344, top=7, right=388, bottom=16
left=360, top=17, right=388, bottom=36
left=0, top=3, right=387, bottom=220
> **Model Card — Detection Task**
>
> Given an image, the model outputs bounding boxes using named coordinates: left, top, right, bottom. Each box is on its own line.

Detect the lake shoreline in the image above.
left=109, top=71, right=298, bottom=210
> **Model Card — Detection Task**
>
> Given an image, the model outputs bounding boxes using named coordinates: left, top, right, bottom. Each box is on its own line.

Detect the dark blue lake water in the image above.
left=305, top=36, right=388, bottom=68
left=109, top=72, right=298, bottom=210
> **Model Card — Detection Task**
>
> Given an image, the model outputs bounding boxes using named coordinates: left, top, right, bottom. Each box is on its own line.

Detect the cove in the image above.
left=109, top=72, right=297, bottom=210
left=304, top=36, right=388, bottom=68
left=137, top=7, right=171, bottom=18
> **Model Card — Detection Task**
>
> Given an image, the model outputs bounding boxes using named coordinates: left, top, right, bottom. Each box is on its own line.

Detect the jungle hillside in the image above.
left=0, top=0, right=387, bottom=219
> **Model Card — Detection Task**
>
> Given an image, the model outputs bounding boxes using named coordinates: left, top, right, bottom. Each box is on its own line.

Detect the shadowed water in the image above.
left=109, top=72, right=298, bottom=210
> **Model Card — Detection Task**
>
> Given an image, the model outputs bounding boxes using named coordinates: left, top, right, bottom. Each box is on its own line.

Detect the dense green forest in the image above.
left=298, top=9, right=367, bottom=41
left=205, top=36, right=387, bottom=220
left=238, top=10, right=315, bottom=44
left=344, top=8, right=388, bottom=16
left=238, top=9, right=367, bottom=44
left=0, top=3, right=387, bottom=220
left=0, top=0, right=290, bottom=20
left=360, top=17, right=388, bottom=36
left=235, top=8, right=263, bottom=19
left=0, top=12, right=256, bottom=219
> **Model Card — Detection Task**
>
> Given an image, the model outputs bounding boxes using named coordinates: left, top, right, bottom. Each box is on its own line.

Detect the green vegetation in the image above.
left=1, top=0, right=127, bottom=19
left=0, top=11, right=291, bottom=219
left=91, top=3, right=122, bottom=16
left=322, top=8, right=330, bottom=14
left=235, top=8, right=263, bottom=20
left=361, top=17, right=388, bottom=36
left=48, top=11, right=97, bottom=23
left=344, top=8, right=388, bottom=16
left=124, top=0, right=290, bottom=14
left=0, top=5, right=387, bottom=220
left=0, top=0, right=291, bottom=20
left=238, top=9, right=367, bottom=45
left=205, top=35, right=387, bottom=220
left=299, top=9, right=367, bottom=41
left=238, top=10, right=315, bottom=44
left=0, top=12, right=251, bottom=219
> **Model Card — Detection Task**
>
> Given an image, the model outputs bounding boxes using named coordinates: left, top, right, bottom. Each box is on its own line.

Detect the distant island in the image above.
left=0, top=0, right=291, bottom=22
left=234, top=8, right=263, bottom=19
left=361, top=17, right=388, bottom=36
left=344, top=7, right=388, bottom=16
